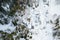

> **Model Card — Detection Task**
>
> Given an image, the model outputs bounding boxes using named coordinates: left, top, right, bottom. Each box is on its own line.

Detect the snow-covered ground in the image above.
left=0, top=0, right=60, bottom=40
left=23, top=0, right=60, bottom=40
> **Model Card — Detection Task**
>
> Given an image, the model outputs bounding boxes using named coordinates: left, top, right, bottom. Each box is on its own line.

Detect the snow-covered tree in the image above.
left=0, top=0, right=32, bottom=40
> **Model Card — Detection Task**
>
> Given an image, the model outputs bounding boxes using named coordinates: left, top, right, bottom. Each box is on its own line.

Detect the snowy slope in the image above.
left=23, top=0, right=60, bottom=40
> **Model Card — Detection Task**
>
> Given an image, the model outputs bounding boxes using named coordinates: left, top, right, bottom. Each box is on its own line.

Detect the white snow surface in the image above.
left=0, top=21, right=16, bottom=34
left=22, top=0, right=60, bottom=40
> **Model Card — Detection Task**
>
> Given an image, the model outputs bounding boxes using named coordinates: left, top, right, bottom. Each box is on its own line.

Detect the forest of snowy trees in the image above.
left=0, top=0, right=60, bottom=40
